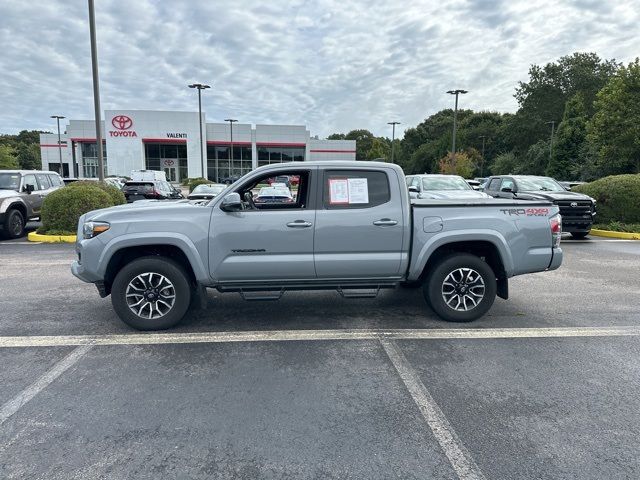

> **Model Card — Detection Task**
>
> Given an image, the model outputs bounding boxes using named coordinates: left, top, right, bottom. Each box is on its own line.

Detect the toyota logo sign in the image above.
left=570, top=202, right=578, bottom=207
left=112, top=115, right=133, bottom=130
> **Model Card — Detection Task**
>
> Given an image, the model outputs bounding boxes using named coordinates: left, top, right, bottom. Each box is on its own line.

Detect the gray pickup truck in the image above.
left=72, top=161, right=563, bottom=330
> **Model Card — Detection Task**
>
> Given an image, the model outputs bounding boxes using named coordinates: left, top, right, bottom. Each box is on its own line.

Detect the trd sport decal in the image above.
left=500, top=208, right=550, bottom=216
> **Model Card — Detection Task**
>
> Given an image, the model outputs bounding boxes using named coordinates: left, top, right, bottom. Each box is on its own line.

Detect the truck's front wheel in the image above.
left=111, top=256, right=192, bottom=330
left=424, top=253, right=497, bottom=322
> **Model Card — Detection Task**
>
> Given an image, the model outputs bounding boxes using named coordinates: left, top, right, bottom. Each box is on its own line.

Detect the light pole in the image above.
left=50, top=115, right=65, bottom=176
left=188, top=83, right=211, bottom=178
left=88, top=0, right=104, bottom=181
left=479, top=135, right=486, bottom=177
left=224, top=119, right=238, bottom=180
left=387, top=121, right=400, bottom=163
left=546, top=121, right=556, bottom=167
left=446, top=89, right=468, bottom=161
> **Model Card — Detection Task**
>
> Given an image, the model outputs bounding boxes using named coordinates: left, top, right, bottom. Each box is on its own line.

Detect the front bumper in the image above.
left=71, top=260, right=94, bottom=283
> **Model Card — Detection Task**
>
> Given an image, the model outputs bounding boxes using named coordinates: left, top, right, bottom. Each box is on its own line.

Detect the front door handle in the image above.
left=373, top=218, right=398, bottom=226
left=287, top=220, right=313, bottom=228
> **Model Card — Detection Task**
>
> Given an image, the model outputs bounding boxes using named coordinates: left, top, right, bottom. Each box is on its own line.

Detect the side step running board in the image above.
left=337, top=286, right=381, bottom=299
left=239, top=289, right=284, bottom=301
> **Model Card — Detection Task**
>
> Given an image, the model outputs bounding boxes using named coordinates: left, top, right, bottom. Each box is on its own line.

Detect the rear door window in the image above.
left=323, top=170, right=390, bottom=209
left=35, top=174, right=51, bottom=190
left=47, top=174, right=63, bottom=187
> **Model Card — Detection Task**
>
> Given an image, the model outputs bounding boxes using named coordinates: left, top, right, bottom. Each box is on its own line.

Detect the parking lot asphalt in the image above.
left=1, top=236, right=639, bottom=479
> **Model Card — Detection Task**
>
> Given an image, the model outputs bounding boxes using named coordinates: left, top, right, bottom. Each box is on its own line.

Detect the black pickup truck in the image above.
left=483, top=175, right=596, bottom=239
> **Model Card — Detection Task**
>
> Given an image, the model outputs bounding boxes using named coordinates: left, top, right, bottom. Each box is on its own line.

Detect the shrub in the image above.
left=188, top=177, right=210, bottom=192
left=41, top=185, right=112, bottom=234
left=67, top=181, right=126, bottom=206
left=573, top=174, right=640, bottom=224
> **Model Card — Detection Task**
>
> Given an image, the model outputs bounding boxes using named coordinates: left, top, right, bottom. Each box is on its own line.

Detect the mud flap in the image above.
left=497, top=277, right=508, bottom=299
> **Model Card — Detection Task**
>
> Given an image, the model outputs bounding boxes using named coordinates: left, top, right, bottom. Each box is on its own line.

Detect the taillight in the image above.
left=550, top=214, right=562, bottom=247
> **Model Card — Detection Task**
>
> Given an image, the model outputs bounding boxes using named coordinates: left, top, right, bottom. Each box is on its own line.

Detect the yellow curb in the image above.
left=589, top=229, right=640, bottom=240
left=27, top=232, right=77, bottom=243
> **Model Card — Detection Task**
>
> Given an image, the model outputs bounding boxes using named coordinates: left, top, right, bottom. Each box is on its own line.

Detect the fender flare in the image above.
left=408, top=230, right=514, bottom=281
left=0, top=197, right=30, bottom=216
left=97, top=232, right=209, bottom=282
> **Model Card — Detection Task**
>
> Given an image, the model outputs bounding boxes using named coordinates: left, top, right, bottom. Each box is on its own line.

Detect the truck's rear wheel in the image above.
left=424, top=253, right=496, bottom=322
left=111, top=256, right=192, bottom=330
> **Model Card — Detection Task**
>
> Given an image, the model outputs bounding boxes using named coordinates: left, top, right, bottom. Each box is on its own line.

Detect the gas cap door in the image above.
left=423, top=216, right=444, bottom=233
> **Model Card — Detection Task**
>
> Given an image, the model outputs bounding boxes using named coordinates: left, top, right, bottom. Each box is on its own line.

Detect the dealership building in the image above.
left=39, top=110, right=356, bottom=182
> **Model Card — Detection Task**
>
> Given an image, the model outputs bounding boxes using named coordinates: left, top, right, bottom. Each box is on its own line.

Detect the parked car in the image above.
left=63, top=177, right=98, bottom=185
left=122, top=180, right=182, bottom=203
left=405, top=174, right=491, bottom=199
left=254, top=186, right=294, bottom=204
left=0, top=170, right=64, bottom=238
left=187, top=184, right=227, bottom=201
left=266, top=175, right=292, bottom=188
left=466, top=179, right=482, bottom=190
left=483, top=175, right=596, bottom=238
left=72, top=161, right=562, bottom=330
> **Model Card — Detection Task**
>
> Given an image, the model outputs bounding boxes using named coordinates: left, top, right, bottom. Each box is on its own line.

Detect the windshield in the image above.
left=517, top=177, right=566, bottom=192
left=0, top=173, right=20, bottom=190
left=192, top=184, right=226, bottom=195
left=422, top=176, right=472, bottom=191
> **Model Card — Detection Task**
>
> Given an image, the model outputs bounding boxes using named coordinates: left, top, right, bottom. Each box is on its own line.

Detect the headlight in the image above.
left=83, top=221, right=110, bottom=239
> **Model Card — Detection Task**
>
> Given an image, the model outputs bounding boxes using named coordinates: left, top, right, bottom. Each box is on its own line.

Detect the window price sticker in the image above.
left=328, top=178, right=349, bottom=204
left=328, top=178, right=369, bottom=204
left=347, top=178, right=369, bottom=204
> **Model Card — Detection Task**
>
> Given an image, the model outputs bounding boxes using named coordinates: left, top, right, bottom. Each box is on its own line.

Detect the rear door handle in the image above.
left=287, top=220, right=313, bottom=228
left=373, top=218, right=398, bottom=226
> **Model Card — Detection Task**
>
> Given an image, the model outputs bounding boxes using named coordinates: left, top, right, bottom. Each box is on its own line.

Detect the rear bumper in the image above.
left=548, top=247, right=563, bottom=271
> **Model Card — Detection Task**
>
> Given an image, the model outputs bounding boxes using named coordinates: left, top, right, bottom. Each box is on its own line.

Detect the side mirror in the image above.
left=221, top=192, right=242, bottom=212
left=500, top=187, right=513, bottom=193
left=23, top=184, right=35, bottom=194
left=408, top=186, right=419, bottom=193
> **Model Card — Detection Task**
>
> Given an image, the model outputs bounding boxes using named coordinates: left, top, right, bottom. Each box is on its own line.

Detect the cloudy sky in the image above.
left=1, top=0, right=638, bottom=138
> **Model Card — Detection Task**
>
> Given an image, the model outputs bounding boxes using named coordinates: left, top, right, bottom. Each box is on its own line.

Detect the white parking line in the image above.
left=381, top=339, right=486, bottom=480
left=0, top=326, right=639, bottom=348
left=0, top=344, right=92, bottom=426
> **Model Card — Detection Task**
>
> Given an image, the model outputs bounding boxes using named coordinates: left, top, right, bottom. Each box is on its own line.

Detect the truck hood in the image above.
left=419, top=190, right=491, bottom=199
left=0, top=189, right=20, bottom=199
left=516, top=190, right=593, bottom=202
left=82, top=199, right=200, bottom=222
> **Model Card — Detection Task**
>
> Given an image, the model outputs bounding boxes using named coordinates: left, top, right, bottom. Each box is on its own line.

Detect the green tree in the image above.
left=491, top=152, right=518, bottom=175
left=587, top=58, right=640, bottom=175
left=367, top=137, right=390, bottom=160
left=344, top=129, right=375, bottom=160
left=510, top=52, right=619, bottom=155
left=547, top=93, right=588, bottom=179
left=327, top=133, right=346, bottom=140
left=438, top=152, right=475, bottom=178
left=519, top=140, right=550, bottom=176
left=0, top=145, right=19, bottom=169
left=16, top=143, right=41, bottom=170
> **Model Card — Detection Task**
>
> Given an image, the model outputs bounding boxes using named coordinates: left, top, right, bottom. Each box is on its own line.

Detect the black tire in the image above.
left=111, top=256, right=192, bottom=330
left=570, top=231, right=589, bottom=239
left=3, top=209, right=25, bottom=239
left=423, top=253, right=497, bottom=323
